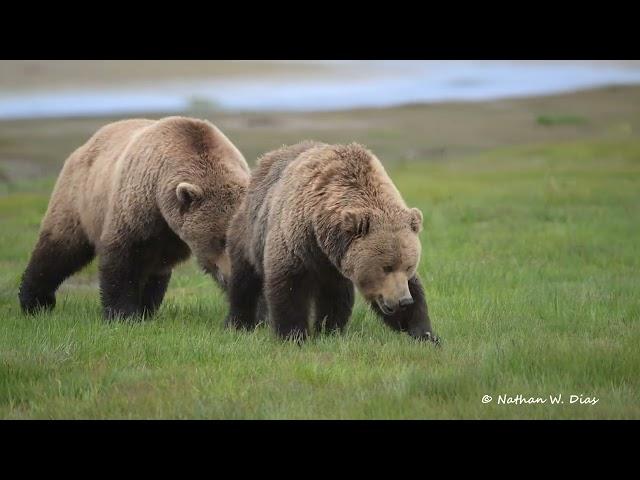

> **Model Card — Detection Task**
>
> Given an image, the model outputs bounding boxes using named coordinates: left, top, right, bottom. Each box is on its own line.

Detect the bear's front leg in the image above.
left=99, top=245, right=147, bottom=320
left=225, top=252, right=263, bottom=330
left=255, top=294, right=268, bottom=326
left=140, top=272, right=172, bottom=317
left=371, top=275, right=440, bottom=345
left=264, top=248, right=312, bottom=342
left=314, top=270, right=355, bottom=334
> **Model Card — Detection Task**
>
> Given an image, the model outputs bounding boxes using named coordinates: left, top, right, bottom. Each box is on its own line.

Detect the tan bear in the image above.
left=19, top=116, right=249, bottom=319
left=225, top=141, right=439, bottom=343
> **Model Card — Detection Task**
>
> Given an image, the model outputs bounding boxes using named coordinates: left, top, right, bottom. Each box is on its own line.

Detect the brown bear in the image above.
left=225, top=141, right=439, bottom=343
left=19, top=116, right=250, bottom=320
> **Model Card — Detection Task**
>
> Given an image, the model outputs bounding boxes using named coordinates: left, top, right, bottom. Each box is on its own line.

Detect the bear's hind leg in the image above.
left=314, top=271, right=354, bottom=335
left=225, top=254, right=263, bottom=330
left=19, top=230, right=95, bottom=314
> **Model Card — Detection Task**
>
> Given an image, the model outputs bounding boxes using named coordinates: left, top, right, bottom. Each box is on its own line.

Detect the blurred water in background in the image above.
left=1, top=60, right=640, bottom=119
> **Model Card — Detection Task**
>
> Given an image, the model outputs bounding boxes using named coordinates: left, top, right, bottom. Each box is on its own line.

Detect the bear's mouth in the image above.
left=376, top=297, right=396, bottom=316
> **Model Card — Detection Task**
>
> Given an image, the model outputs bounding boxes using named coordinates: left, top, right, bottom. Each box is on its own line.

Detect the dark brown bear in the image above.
left=19, top=116, right=249, bottom=319
left=225, top=141, right=439, bottom=343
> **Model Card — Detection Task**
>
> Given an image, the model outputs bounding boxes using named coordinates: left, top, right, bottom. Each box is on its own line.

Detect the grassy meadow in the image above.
left=1, top=86, right=639, bottom=418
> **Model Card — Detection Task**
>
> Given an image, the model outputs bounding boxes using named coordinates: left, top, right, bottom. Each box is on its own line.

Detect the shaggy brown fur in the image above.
left=225, top=141, right=439, bottom=343
left=19, top=116, right=249, bottom=319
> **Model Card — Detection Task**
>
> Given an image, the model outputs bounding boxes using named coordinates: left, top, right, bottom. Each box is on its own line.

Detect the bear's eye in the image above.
left=407, top=265, right=414, bottom=273
left=383, top=265, right=393, bottom=274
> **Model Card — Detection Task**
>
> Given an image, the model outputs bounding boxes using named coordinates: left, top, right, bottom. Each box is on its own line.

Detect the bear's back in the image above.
left=46, top=119, right=155, bottom=243
left=248, top=140, right=322, bottom=215
left=140, top=116, right=249, bottom=175
left=240, top=141, right=322, bottom=269
left=63, top=116, right=248, bottom=246
left=253, top=141, right=322, bottom=186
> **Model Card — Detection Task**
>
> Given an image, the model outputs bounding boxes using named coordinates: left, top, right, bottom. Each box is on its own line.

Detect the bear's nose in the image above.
left=399, top=295, right=414, bottom=307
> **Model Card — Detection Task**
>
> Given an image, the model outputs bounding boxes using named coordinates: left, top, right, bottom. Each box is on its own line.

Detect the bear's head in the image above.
left=340, top=207, right=423, bottom=315
left=171, top=168, right=248, bottom=288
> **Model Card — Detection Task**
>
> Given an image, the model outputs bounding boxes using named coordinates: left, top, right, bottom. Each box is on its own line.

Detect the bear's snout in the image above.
left=380, top=294, right=413, bottom=313
left=377, top=296, right=403, bottom=315
left=399, top=295, right=414, bottom=307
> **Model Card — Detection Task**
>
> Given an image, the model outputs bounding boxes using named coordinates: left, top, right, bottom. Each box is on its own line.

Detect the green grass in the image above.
left=1, top=137, right=639, bottom=419
left=536, top=114, right=588, bottom=126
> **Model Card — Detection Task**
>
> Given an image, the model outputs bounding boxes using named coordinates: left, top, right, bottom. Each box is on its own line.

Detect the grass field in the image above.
left=1, top=87, right=639, bottom=418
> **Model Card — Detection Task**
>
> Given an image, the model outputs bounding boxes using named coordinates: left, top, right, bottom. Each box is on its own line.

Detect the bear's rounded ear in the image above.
left=409, top=207, right=423, bottom=233
left=176, top=182, right=203, bottom=209
left=341, top=209, right=371, bottom=237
